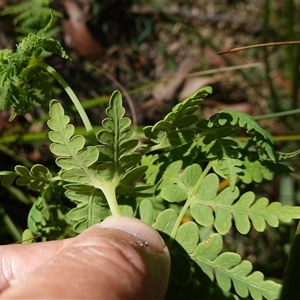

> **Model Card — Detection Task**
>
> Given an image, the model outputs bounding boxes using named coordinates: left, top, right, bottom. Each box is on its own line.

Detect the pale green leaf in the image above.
left=161, top=164, right=203, bottom=202
left=144, top=86, right=212, bottom=149
left=9, top=164, right=53, bottom=191
left=0, top=171, right=18, bottom=186
left=206, top=109, right=276, bottom=161
left=139, top=199, right=155, bottom=225
left=153, top=208, right=177, bottom=236
left=212, top=158, right=243, bottom=190
left=191, top=234, right=282, bottom=299
left=48, top=100, right=96, bottom=176
left=96, top=91, right=141, bottom=179
left=175, top=222, right=199, bottom=253
left=65, top=184, right=110, bottom=233
left=161, top=185, right=187, bottom=202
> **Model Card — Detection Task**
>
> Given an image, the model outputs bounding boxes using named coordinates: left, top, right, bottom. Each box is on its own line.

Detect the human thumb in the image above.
left=0, top=216, right=170, bottom=299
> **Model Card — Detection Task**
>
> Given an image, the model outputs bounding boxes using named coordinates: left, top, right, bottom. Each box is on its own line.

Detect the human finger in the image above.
left=0, top=216, right=170, bottom=299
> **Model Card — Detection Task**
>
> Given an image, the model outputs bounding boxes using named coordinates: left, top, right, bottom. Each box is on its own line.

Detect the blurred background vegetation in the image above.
left=0, top=0, right=300, bottom=284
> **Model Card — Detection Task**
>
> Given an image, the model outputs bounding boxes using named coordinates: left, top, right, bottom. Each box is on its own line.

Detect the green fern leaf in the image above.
left=160, top=164, right=300, bottom=234
left=238, top=153, right=292, bottom=184
left=48, top=100, right=99, bottom=183
left=212, top=158, right=243, bottom=190
left=27, top=182, right=70, bottom=241
left=202, top=186, right=300, bottom=234
left=47, top=100, right=108, bottom=230
left=153, top=208, right=178, bottom=236
left=175, top=221, right=199, bottom=253
left=206, top=110, right=276, bottom=160
left=0, top=171, right=18, bottom=186
left=0, top=13, right=69, bottom=119
left=66, top=184, right=110, bottom=233
left=48, top=94, right=144, bottom=231
left=0, top=164, right=53, bottom=191
left=2, top=0, right=62, bottom=36
left=144, top=86, right=212, bottom=150
left=139, top=198, right=155, bottom=225
left=96, top=90, right=142, bottom=181
left=192, top=233, right=282, bottom=299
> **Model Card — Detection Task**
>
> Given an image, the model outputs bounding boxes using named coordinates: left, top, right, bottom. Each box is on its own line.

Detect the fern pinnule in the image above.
left=48, top=100, right=98, bottom=182
left=96, top=90, right=142, bottom=181
left=191, top=233, right=282, bottom=300
left=144, top=86, right=212, bottom=149
left=0, top=164, right=53, bottom=192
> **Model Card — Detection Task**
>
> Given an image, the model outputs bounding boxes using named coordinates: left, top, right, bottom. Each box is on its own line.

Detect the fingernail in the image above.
left=100, top=216, right=166, bottom=253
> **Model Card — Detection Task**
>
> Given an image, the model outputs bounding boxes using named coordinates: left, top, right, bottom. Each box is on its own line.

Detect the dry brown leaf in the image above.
left=143, top=50, right=200, bottom=112
left=62, top=0, right=103, bottom=59
left=178, top=76, right=220, bottom=100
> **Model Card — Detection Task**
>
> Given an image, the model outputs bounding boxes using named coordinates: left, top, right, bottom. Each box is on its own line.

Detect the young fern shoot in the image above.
left=0, top=12, right=96, bottom=143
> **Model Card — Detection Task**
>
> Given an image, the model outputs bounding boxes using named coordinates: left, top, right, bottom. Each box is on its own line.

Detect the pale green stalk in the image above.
left=96, top=180, right=121, bottom=216
left=254, top=108, right=300, bottom=120
left=169, top=161, right=213, bottom=240
left=29, top=58, right=97, bottom=144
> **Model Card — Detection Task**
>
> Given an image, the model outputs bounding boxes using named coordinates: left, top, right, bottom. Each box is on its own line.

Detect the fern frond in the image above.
left=192, top=234, right=282, bottom=300
left=65, top=184, right=110, bottom=233
left=96, top=90, right=142, bottom=181
left=27, top=182, right=70, bottom=241
left=48, top=100, right=99, bottom=181
left=48, top=94, right=145, bottom=229
left=239, top=152, right=292, bottom=184
left=0, top=164, right=54, bottom=191
left=160, top=165, right=300, bottom=234
left=2, top=0, right=62, bottom=36
left=198, top=112, right=283, bottom=189
left=47, top=100, right=108, bottom=230
left=144, top=86, right=212, bottom=150
left=206, top=110, right=276, bottom=160
left=0, top=13, right=69, bottom=119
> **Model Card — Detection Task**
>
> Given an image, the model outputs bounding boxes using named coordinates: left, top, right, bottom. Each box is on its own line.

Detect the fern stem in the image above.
left=99, top=182, right=121, bottom=216
left=29, top=59, right=97, bottom=144
left=169, top=161, right=213, bottom=241
left=254, top=108, right=300, bottom=120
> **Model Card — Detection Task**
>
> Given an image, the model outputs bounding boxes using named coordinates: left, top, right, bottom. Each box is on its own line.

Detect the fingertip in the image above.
left=100, top=216, right=167, bottom=253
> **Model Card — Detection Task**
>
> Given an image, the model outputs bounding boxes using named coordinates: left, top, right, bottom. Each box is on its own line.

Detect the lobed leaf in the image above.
left=238, top=153, right=292, bottom=184
left=206, top=110, right=276, bottom=161
left=0, top=164, right=53, bottom=191
left=65, top=184, right=110, bottom=233
left=0, top=14, right=69, bottom=118
left=26, top=182, right=70, bottom=241
left=192, top=233, right=282, bottom=299
left=161, top=163, right=203, bottom=202
left=153, top=208, right=178, bottom=236
left=96, top=91, right=142, bottom=180
left=48, top=100, right=99, bottom=182
left=194, top=185, right=300, bottom=235
left=144, top=86, right=212, bottom=150
left=175, top=222, right=199, bottom=254
left=139, top=198, right=155, bottom=225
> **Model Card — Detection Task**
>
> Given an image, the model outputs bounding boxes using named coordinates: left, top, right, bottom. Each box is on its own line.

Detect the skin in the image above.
left=0, top=216, right=170, bottom=299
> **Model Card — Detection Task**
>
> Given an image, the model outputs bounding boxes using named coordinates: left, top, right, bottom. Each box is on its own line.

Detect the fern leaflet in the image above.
left=0, top=164, right=55, bottom=191
left=160, top=163, right=300, bottom=235
left=206, top=109, right=276, bottom=160
left=191, top=234, right=281, bottom=299
left=144, top=86, right=212, bottom=150
left=48, top=92, right=144, bottom=231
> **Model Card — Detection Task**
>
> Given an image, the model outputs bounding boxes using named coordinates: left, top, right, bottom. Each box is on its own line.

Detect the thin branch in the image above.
left=218, top=41, right=300, bottom=55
